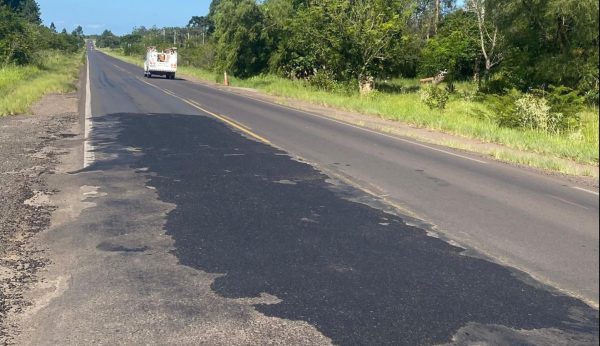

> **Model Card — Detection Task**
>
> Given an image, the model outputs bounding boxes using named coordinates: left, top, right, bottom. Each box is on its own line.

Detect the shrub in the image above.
left=539, top=86, right=584, bottom=132
left=514, top=94, right=570, bottom=134
left=482, top=90, right=520, bottom=127
left=308, top=69, right=338, bottom=92
left=485, top=89, right=583, bottom=134
left=420, top=84, right=449, bottom=110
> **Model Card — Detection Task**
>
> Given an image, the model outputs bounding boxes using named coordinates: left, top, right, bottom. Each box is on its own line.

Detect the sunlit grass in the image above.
left=0, top=51, right=83, bottom=116
left=229, top=75, right=598, bottom=165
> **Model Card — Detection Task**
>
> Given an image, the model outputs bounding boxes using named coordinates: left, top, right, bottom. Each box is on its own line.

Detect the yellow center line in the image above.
left=108, top=58, right=267, bottom=143
left=215, top=113, right=253, bottom=131
left=135, top=76, right=270, bottom=145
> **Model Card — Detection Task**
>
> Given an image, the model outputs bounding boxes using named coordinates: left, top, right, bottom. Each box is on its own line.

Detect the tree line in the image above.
left=100, top=0, right=598, bottom=104
left=0, top=0, right=85, bottom=67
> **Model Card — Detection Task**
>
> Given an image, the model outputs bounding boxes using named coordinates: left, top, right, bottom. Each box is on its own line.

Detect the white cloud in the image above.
left=84, top=24, right=105, bottom=29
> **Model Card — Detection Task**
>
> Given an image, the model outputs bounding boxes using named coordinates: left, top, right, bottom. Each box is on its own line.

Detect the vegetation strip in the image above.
left=1, top=2, right=85, bottom=116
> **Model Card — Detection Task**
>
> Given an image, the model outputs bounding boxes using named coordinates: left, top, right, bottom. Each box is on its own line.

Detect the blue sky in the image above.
left=37, top=0, right=211, bottom=36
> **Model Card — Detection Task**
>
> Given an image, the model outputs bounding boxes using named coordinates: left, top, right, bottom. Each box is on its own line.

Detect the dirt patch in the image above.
left=0, top=93, right=79, bottom=345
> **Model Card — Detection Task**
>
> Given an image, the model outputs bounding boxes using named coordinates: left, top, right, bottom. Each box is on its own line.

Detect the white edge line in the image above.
left=572, top=186, right=599, bottom=196
left=242, top=95, right=489, bottom=164
left=84, top=53, right=95, bottom=168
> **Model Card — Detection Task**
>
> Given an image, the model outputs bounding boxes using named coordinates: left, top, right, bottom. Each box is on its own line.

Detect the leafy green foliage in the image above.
left=514, top=94, right=556, bottom=132
left=1, top=0, right=40, bottom=24
left=1, top=2, right=83, bottom=67
left=535, top=86, right=584, bottom=132
left=0, top=5, right=34, bottom=65
left=419, top=10, right=480, bottom=81
left=270, top=0, right=412, bottom=86
left=483, top=87, right=584, bottom=133
left=488, top=0, right=599, bottom=102
left=96, top=30, right=121, bottom=49
left=420, top=84, right=449, bottom=109
left=213, top=0, right=271, bottom=78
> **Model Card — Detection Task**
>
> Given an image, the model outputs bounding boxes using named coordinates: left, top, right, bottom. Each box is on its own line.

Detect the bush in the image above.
left=513, top=93, right=581, bottom=134
left=484, top=88, right=583, bottom=134
left=420, top=84, right=449, bottom=110
left=480, top=75, right=513, bottom=95
left=179, top=44, right=216, bottom=70
left=514, top=94, right=554, bottom=132
left=539, top=86, right=584, bottom=131
left=308, top=69, right=338, bottom=92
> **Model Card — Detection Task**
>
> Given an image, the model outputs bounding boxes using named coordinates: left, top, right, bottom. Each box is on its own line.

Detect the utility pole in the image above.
left=173, top=30, right=176, bottom=46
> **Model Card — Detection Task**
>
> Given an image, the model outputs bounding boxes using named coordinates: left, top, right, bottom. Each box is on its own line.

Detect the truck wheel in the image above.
left=172, top=73, right=176, bottom=80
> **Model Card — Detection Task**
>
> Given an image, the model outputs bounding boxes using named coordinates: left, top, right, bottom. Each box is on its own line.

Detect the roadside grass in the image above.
left=0, top=51, right=82, bottom=116
left=229, top=75, right=599, bottom=166
left=100, top=49, right=144, bottom=67
left=101, top=48, right=599, bottom=173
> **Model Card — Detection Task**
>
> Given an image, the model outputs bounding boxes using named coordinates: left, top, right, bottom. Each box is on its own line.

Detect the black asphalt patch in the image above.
left=83, top=112, right=598, bottom=345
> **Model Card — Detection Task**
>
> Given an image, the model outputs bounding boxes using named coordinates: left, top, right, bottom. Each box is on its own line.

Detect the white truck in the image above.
left=144, top=47, right=178, bottom=79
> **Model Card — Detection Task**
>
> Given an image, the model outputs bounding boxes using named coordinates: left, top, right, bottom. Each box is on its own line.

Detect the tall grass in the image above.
left=0, top=50, right=83, bottom=116
left=228, top=75, right=598, bottom=165
left=101, top=48, right=599, bottom=168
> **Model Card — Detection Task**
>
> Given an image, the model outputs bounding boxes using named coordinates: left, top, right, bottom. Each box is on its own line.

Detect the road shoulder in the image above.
left=0, top=92, right=81, bottom=344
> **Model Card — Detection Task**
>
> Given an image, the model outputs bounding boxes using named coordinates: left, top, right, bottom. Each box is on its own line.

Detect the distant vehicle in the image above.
left=144, top=47, right=177, bottom=79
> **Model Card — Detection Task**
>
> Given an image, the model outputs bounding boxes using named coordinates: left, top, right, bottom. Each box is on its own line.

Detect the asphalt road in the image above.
left=94, top=48, right=598, bottom=305
left=16, top=46, right=598, bottom=345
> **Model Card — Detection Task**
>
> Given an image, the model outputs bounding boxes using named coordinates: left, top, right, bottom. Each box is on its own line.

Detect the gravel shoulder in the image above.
left=0, top=92, right=81, bottom=345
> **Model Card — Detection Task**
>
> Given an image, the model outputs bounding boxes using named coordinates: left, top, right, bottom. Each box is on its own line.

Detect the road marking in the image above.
left=84, top=54, right=95, bottom=168
left=571, top=186, right=599, bottom=196
left=103, top=54, right=486, bottom=164
left=208, top=87, right=490, bottom=164
left=215, top=113, right=254, bottom=131
left=547, top=194, right=589, bottom=210
left=135, top=76, right=271, bottom=145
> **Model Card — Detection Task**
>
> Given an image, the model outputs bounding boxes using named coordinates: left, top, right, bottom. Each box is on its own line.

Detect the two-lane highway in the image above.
left=93, top=49, right=599, bottom=306
left=16, top=47, right=598, bottom=345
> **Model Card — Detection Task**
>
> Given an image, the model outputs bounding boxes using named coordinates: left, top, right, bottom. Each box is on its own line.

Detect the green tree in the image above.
left=213, top=0, right=271, bottom=77
left=336, top=0, right=413, bottom=93
left=0, top=5, right=34, bottom=65
left=267, top=2, right=343, bottom=78
left=96, top=29, right=121, bottom=48
left=71, top=25, right=83, bottom=37
left=489, top=0, right=598, bottom=99
left=466, top=0, right=502, bottom=79
left=1, top=0, right=40, bottom=24
left=266, top=0, right=413, bottom=93
left=419, top=10, right=481, bottom=82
